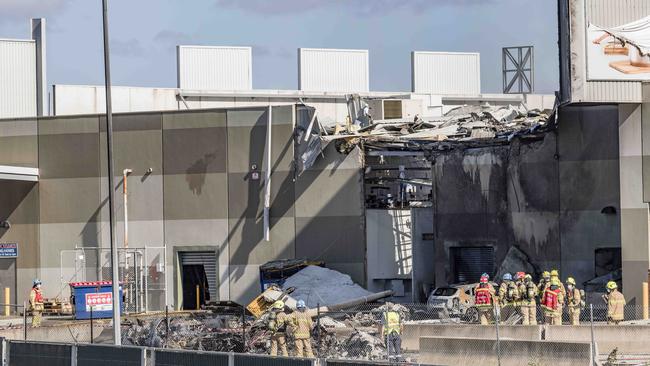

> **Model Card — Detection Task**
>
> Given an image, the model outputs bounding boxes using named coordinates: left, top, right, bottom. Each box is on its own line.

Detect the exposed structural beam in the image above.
left=263, top=106, right=272, bottom=242
left=31, top=18, right=47, bottom=116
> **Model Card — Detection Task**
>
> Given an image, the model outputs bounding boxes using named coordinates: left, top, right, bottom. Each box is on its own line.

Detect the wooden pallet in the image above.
left=604, top=44, right=628, bottom=55
left=609, top=60, right=650, bottom=74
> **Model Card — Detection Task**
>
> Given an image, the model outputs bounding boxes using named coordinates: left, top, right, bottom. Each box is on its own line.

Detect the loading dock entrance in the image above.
left=179, top=251, right=217, bottom=310
left=450, top=246, right=495, bottom=284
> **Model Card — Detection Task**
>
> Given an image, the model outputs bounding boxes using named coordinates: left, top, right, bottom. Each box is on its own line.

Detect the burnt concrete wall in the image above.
left=432, top=105, right=620, bottom=286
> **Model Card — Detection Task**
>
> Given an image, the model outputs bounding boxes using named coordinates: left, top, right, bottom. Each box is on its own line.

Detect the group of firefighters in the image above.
left=266, top=299, right=404, bottom=361
left=474, top=270, right=626, bottom=325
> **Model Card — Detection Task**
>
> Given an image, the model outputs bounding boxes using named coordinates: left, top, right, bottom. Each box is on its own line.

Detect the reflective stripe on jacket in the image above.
left=383, top=311, right=401, bottom=335
left=607, top=290, right=626, bottom=321
left=292, top=311, right=313, bottom=339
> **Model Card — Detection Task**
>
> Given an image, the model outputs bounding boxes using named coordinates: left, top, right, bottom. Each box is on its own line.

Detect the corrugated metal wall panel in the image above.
left=179, top=251, right=218, bottom=301
left=412, top=52, right=481, bottom=95
left=178, top=46, right=252, bottom=90
left=298, top=48, right=369, bottom=92
left=0, top=40, right=36, bottom=118
left=580, top=0, right=649, bottom=103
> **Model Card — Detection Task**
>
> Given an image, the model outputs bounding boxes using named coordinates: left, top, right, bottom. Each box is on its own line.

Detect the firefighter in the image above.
left=566, top=277, right=582, bottom=325
left=498, top=273, right=519, bottom=323
left=541, top=278, right=564, bottom=325
left=550, top=269, right=567, bottom=297
left=29, top=279, right=44, bottom=327
left=519, top=274, right=538, bottom=325
left=474, top=273, right=496, bottom=325
left=291, top=300, right=314, bottom=358
left=604, top=281, right=626, bottom=325
left=268, top=300, right=289, bottom=356
left=381, top=303, right=403, bottom=361
left=538, top=271, right=551, bottom=297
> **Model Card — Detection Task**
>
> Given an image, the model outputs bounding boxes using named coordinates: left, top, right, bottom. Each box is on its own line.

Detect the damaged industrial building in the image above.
left=0, top=1, right=645, bottom=321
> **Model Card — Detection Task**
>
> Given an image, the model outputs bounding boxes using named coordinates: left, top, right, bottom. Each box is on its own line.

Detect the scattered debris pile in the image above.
left=282, top=265, right=373, bottom=308
left=325, top=104, right=552, bottom=149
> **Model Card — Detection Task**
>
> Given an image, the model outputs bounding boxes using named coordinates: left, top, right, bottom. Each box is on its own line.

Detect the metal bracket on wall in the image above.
left=502, top=46, right=534, bottom=94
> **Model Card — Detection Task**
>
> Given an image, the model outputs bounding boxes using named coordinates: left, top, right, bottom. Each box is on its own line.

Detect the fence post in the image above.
left=241, top=305, right=246, bottom=353
left=494, top=307, right=502, bottom=366
left=165, top=305, right=169, bottom=348
left=316, top=303, right=321, bottom=358
left=22, top=301, right=26, bottom=341
left=590, top=304, right=596, bottom=366
left=90, top=306, right=94, bottom=344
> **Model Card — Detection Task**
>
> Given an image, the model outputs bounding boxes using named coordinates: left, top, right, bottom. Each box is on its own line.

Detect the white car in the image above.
left=426, top=282, right=497, bottom=321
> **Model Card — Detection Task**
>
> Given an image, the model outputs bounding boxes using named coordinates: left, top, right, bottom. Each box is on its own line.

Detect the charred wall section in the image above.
left=432, top=105, right=620, bottom=287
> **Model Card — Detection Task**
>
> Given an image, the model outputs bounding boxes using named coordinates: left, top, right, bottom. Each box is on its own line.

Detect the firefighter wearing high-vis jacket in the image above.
left=474, top=273, right=496, bottom=325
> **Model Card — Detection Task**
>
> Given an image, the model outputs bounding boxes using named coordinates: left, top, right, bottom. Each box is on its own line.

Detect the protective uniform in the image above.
left=498, top=273, right=519, bottom=323
left=566, top=277, right=581, bottom=325
left=474, top=274, right=496, bottom=325
left=291, top=300, right=314, bottom=358
left=268, top=301, right=289, bottom=356
left=605, top=281, right=626, bottom=325
left=541, top=279, right=564, bottom=325
left=519, top=274, right=538, bottom=325
left=538, top=271, right=551, bottom=298
left=29, top=279, right=44, bottom=328
left=382, top=308, right=402, bottom=360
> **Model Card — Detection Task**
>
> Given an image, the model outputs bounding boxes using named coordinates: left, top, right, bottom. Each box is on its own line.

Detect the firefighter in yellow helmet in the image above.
left=474, top=273, right=496, bottom=325
left=538, top=271, right=551, bottom=298
left=541, top=278, right=564, bottom=325
left=267, top=300, right=289, bottom=356
left=566, top=277, right=582, bottom=325
left=604, top=281, right=626, bottom=325
left=519, top=274, right=538, bottom=325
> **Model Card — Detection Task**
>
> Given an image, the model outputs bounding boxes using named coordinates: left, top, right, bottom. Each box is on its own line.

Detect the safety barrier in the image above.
left=153, top=349, right=229, bottom=366
left=7, top=341, right=73, bottom=366
left=76, top=344, right=144, bottom=366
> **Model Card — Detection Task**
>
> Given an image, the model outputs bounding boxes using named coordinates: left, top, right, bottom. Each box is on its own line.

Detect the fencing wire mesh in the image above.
left=59, top=247, right=167, bottom=313
left=0, top=302, right=648, bottom=365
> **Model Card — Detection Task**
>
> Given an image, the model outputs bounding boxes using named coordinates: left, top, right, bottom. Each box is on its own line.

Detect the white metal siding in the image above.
left=299, top=48, right=369, bottom=92
left=177, top=46, right=252, bottom=90
left=0, top=40, right=36, bottom=118
left=576, top=0, right=649, bottom=103
left=412, top=51, right=480, bottom=95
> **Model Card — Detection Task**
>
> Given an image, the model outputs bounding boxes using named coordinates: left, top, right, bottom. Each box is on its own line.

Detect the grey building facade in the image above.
left=0, top=105, right=365, bottom=309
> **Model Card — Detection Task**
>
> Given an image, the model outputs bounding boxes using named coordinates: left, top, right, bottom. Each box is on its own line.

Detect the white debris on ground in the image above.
left=282, top=265, right=372, bottom=308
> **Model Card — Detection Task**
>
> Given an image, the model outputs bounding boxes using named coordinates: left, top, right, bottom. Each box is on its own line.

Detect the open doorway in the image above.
left=179, top=251, right=216, bottom=310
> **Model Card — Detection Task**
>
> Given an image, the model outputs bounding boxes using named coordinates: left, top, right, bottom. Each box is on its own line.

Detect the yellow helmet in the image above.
left=524, top=274, right=533, bottom=281
left=272, top=300, right=285, bottom=309
left=606, top=281, right=618, bottom=290
left=542, top=271, right=550, bottom=279
left=566, top=277, right=576, bottom=286
left=550, top=269, right=559, bottom=277
left=551, top=278, right=561, bottom=286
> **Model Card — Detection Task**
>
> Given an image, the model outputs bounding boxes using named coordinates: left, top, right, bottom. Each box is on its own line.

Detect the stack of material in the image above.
left=322, top=104, right=552, bottom=152
left=282, top=266, right=373, bottom=309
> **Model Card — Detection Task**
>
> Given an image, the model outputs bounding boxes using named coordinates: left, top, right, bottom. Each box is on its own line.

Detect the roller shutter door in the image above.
left=450, top=246, right=494, bottom=284
left=179, top=251, right=218, bottom=301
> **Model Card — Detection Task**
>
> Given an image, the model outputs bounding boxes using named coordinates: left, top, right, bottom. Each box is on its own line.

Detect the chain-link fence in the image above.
left=0, top=302, right=648, bottom=364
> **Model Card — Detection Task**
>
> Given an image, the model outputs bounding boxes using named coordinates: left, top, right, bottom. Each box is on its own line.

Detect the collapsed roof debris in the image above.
left=323, top=104, right=553, bottom=151
left=294, top=101, right=555, bottom=173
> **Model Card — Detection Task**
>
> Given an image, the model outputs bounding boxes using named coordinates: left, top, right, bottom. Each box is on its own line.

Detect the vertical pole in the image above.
left=263, top=106, right=272, bottom=241
left=23, top=301, right=27, bottom=341
left=494, top=307, right=502, bottom=366
left=4, top=288, right=9, bottom=316
left=590, top=304, right=596, bottom=366
left=642, top=282, right=649, bottom=320
left=241, top=306, right=246, bottom=353
left=123, top=169, right=131, bottom=250
left=195, top=285, right=200, bottom=311
left=316, top=304, right=321, bottom=357
left=101, top=0, right=121, bottom=345
left=90, top=306, right=94, bottom=344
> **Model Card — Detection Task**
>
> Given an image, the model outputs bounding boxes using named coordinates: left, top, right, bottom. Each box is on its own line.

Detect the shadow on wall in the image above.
left=186, top=151, right=218, bottom=195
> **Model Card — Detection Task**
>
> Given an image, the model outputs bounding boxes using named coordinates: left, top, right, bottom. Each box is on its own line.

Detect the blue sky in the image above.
left=0, top=0, right=559, bottom=93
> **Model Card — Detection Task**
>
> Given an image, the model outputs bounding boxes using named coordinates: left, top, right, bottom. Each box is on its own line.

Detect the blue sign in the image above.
left=0, top=243, right=17, bottom=258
